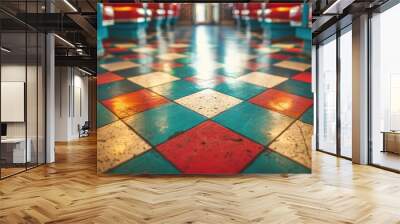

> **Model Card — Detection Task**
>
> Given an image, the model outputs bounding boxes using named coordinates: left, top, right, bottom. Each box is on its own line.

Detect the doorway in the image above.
left=194, top=3, right=219, bottom=24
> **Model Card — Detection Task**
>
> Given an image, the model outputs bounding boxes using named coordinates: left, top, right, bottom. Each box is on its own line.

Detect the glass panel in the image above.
left=27, top=30, right=38, bottom=169
left=0, top=0, right=46, bottom=178
left=1, top=30, right=28, bottom=178
left=371, top=5, right=400, bottom=171
left=339, top=28, right=352, bottom=158
left=317, top=36, right=337, bottom=154
left=38, top=32, right=45, bottom=165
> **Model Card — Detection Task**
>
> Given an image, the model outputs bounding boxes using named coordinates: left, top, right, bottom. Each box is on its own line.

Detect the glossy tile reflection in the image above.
left=157, top=121, right=264, bottom=174
left=97, top=120, right=151, bottom=173
left=98, top=25, right=312, bottom=174
left=238, top=72, right=288, bottom=88
left=176, top=89, right=242, bottom=118
left=269, top=121, right=313, bottom=168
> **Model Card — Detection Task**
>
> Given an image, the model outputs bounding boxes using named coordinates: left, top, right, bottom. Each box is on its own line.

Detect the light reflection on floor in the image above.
left=97, top=25, right=313, bottom=175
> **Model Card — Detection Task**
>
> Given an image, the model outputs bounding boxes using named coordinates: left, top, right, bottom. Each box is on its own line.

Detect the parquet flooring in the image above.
left=1, top=135, right=400, bottom=224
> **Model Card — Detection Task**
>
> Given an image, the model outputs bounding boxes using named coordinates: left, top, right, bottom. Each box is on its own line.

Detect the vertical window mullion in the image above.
left=336, top=27, right=341, bottom=157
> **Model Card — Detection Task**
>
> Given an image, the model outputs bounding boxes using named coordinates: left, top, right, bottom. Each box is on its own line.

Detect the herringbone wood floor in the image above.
left=1, top=136, right=400, bottom=224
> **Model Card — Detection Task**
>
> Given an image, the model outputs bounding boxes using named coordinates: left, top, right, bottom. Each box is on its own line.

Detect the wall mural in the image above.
left=97, top=3, right=313, bottom=175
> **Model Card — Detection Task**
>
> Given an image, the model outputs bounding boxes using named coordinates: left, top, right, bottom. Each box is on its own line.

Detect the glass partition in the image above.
left=370, top=4, right=400, bottom=171
left=339, top=27, right=352, bottom=158
left=0, top=25, right=28, bottom=178
left=317, top=35, right=337, bottom=154
left=0, top=1, right=46, bottom=179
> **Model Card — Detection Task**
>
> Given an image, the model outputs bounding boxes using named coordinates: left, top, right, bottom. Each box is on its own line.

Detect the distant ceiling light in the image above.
left=54, top=34, right=75, bottom=48
left=78, top=67, right=93, bottom=76
left=1, top=47, right=11, bottom=53
left=63, top=0, right=78, bottom=12
left=322, top=0, right=354, bottom=15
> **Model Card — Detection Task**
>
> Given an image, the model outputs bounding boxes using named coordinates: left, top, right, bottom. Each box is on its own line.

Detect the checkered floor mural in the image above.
left=97, top=26, right=313, bottom=175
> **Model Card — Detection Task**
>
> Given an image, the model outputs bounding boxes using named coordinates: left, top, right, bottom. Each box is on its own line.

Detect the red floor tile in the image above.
left=168, top=48, right=187, bottom=53
left=102, top=89, right=170, bottom=119
left=185, top=76, right=226, bottom=88
left=97, top=72, right=124, bottom=85
left=285, top=48, right=303, bottom=53
left=121, top=54, right=148, bottom=60
left=151, top=62, right=183, bottom=72
left=106, top=47, right=127, bottom=53
left=249, top=89, right=313, bottom=118
left=157, top=121, right=264, bottom=174
left=292, top=72, right=312, bottom=83
left=246, top=62, right=269, bottom=71
left=269, top=53, right=291, bottom=60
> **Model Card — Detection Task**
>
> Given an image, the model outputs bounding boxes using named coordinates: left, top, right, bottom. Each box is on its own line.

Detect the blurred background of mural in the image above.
left=97, top=2, right=312, bottom=175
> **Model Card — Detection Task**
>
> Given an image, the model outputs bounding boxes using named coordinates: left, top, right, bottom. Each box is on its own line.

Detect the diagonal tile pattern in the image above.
left=238, top=72, right=288, bottom=88
left=128, top=72, right=179, bottom=88
left=98, top=25, right=312, bottom=174
left=97, top=120, right=151, bottom=173
left=269, top=120, right=313, bottom=168
left=157, top=121, right=264, bottom=174
left=175, top=89, right=242, bottom=118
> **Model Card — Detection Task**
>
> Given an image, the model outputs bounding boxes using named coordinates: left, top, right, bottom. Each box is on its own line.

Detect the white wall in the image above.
left=55, top=67, right=89, bottom=141
left=1, top=65, right=35, bottom=138
left=1, top=64, right=46, bottom=164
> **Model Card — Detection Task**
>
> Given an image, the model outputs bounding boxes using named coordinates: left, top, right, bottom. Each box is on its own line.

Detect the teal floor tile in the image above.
left=124, top=103, right=207, bottom=146
left=213, top=80, right=266, bottom=100
left=275, top=79, right=313, bottom=99
left=258, top=66, right=299, bottom=78
left=99, top=57, right=122, bottom=64
left=242, top=150, right=311, bottom=173
left=114, top=67, right=153, bottom=78
left=150, top=80, right=204, bottom=100
left=213, top=102, right=293, bottom=145
left=97, top=102, right=118, bottom=128
left=301, top=107, right=313, bottom=125
left=98, top=80, right=142, bottom=100
left=131, top=57, right=157, bottom=64
left=290, top=57, right=310, bottom=63
left=171, top=66, right=197, bottom=78
left=250, top=57, right=280, bottom=65
left=107, top=150, right=180, bottom=174
left=175, top=57, right=193, bottom=64
left=215, top=67, right=252, bottom=78
left=97, top=66, right=108, bottom=75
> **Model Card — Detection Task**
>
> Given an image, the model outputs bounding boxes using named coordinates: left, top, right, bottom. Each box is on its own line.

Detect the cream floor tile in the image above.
left=269, top=120, right=312, bottom=168
left=176, top=89, right=242, bottom=118
left=169, top=43, right=189, bottom=48
left=238, top=72, right=288, bottom=88
left=238, top=53, right=258, bottom=61
left=271, top=44, right=296, bottom=49
left=256, top=47, right=280, bottom=54
left=100, top=61, right=139, bottom=72
left=128, top=72, right=179, bottom=88
left=194, top=74, right=233, bottom=81
left=132, top=47, right=157, bottom=54
left=274, top=61, right=311, bottom=72
left=115, top=43, right=137, bottom=49
left=157, top=53, right=187, bottom=61
left=97, top=120, right=151, bottom=173
left=191, top=60, right=223, bottom=70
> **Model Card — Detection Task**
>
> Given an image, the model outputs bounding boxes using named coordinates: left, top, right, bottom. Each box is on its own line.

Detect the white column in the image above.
left=46, top=32, right=55, bottom=163
left=352, top=14, right=369, bottom=164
